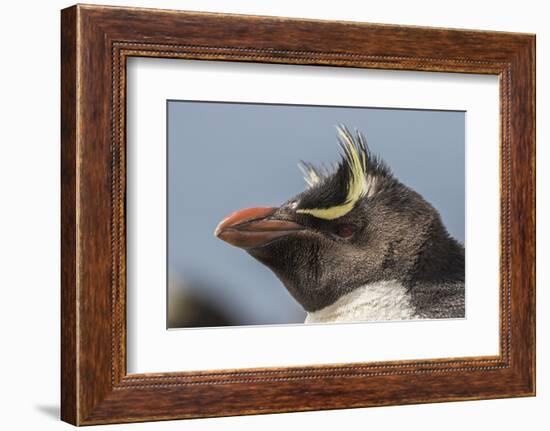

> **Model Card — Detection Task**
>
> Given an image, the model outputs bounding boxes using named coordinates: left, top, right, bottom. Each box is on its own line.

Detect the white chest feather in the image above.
left=305, top=280, right=415, bottom=324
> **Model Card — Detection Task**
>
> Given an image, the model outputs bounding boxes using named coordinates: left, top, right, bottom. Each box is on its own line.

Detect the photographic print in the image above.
left=168, top=101, right=465, bottom=328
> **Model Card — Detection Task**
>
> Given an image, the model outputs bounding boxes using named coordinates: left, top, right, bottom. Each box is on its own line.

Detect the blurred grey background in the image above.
left=167, top=101, right=465, bottom=328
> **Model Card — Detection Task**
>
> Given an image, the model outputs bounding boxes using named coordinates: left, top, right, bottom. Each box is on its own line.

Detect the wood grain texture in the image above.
left=60, top=5, right=78, bottom=425
left=60, top=4, right=535, bottom=425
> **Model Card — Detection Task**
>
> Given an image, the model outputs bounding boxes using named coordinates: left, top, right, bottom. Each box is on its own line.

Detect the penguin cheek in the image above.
left=247, top=236, right=298, bottom=267
left=246, top=232, right=323, bottom=282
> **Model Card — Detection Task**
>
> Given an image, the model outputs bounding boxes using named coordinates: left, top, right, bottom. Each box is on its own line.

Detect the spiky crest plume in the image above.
left=296, top=125, right=389, bottom=220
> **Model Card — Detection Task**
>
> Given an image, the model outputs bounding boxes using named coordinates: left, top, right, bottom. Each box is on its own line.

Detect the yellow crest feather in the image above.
left=297, top=126, right=368, bottom=220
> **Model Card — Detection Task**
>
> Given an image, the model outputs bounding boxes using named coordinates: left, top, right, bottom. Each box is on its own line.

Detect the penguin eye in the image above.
left=335, top=224, right=356, bottom=239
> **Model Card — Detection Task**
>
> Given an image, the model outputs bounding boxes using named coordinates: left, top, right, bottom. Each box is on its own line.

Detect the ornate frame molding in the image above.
left=61, top=5, right=535, bottom=425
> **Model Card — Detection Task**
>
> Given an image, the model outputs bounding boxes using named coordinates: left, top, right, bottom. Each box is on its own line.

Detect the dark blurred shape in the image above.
left=168, top=279, right=236, bottom=328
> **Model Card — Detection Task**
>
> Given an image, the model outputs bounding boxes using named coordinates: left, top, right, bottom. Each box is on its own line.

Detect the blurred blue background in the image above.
left=167, top=101, right=465, bottom=328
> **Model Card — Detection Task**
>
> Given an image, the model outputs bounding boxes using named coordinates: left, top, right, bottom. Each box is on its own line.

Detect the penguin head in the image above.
left=215, top=126, right=460, bottom=312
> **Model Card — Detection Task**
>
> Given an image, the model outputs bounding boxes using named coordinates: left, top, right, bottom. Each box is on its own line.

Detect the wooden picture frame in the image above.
left=61, top=4, right=535, bottom=425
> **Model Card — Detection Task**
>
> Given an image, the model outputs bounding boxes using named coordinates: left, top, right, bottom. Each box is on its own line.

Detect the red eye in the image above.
left=336, top=225, right=355, bottom=238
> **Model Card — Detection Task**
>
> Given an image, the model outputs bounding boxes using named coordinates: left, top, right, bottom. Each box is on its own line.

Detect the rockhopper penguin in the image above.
left=214, top=126, right=465, bottom=323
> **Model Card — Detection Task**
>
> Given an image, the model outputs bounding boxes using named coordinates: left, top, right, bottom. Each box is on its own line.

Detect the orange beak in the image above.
left=214, top=207, right=304, bottom=249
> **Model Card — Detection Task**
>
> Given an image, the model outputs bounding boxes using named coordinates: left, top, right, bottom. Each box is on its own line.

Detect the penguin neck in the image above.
left=304, top=280, right=416, bottom=324
left=408, top=219, right=465, bottom=285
